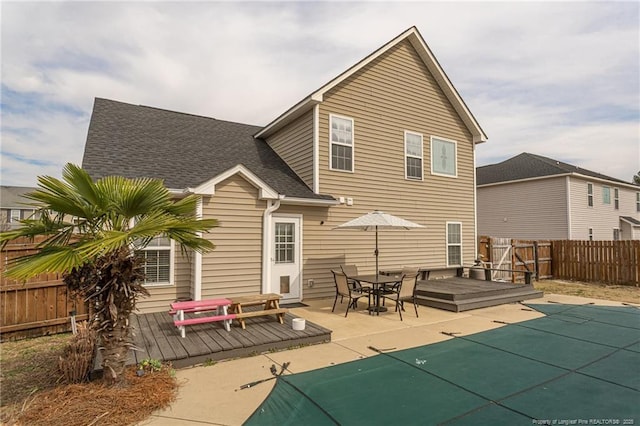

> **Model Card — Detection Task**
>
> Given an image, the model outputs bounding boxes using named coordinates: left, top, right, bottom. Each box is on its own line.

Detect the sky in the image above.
left=1, top=1, right=639, bottom=188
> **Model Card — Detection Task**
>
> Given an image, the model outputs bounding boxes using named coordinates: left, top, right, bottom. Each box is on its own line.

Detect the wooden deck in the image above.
left=94, top=309, right=331, bottom=372
left=415, top=276, right=543, bottom=312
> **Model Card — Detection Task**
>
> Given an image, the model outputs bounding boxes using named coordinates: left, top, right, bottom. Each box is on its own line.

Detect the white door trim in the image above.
left=270, top=213, right=303, bottom=302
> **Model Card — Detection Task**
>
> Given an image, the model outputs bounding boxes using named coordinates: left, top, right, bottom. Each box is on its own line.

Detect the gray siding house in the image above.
left=82, top=27, right=488, bottom=313
left=477, top=153, right=640, bottom=240
left=0, top=186, right=39, bottom=230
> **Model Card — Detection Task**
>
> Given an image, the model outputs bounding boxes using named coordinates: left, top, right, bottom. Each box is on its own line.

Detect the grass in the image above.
left=534, top=279, right=639, bottom=304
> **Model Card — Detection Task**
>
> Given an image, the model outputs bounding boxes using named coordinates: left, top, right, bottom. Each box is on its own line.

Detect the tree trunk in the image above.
left=99, top=314, right=132, bottom=387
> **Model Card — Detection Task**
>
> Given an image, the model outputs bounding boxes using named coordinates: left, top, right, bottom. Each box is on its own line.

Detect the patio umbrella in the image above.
left=333, top=210, right=425, bottom=274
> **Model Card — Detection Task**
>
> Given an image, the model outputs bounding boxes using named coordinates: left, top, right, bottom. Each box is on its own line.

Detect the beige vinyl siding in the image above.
left=311, top=38, right=475, bottom=296
left=136, top=248, right=193, bottom=314
left=477, top=177, right=569, bottom=239
left=265, top=110, right=314, bottom=189
left=200, top=175, right=265, bottom=298
left=569, top=177, right=640, bottom=240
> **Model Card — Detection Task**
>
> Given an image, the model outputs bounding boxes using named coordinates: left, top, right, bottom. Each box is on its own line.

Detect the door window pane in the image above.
left=275, top=223, right=295, bottom=264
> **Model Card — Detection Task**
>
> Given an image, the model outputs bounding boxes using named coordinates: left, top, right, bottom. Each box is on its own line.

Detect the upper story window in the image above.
left=431, top=137, right=457, bottom=177
left=602, top=186, right=611, bottom=204
left=637, top=193, right=640, bottom=212
left=404, top=131, right=423, bottom=180
left=446, top=222, right=462, bottom=267
left=614, top=188, right=619, bottom=210
left=587, top=183, right=593, bottom=207
left=137, top=235, right=173, bottom=286
left=329, top=115, right=353, bottom=172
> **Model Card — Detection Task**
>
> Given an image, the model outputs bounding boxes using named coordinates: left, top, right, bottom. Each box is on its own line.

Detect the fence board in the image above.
left=1, top=237, right=89, bottom=341
left=550, top=240, right=639, bottom=286
left=480, top=237, right=639, bottom=286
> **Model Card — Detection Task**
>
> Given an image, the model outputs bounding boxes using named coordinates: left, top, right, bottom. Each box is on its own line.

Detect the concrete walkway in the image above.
left=143, top=293, right=632, bottom=426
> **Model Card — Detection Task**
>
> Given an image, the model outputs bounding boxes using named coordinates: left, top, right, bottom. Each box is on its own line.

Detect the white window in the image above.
left=588, top=228, right=593, bottom=241
left=614, top=188, right=619, bottom=210
left=431, top=137, right=457, bottom=177
left=587, top=183, right=593, bottom=207
left=602, top=186, right=611, bottom=204
left=613, top=228, right=621, bottom=241
left=404, top=131, right=423, bottom=180
left=10, top=209, right=21, bottom=223
left=446, top=222, right=462, bottom=266
left=138, top=236, right=173, bottom=286
left=329, top=115, right=353, bottom=172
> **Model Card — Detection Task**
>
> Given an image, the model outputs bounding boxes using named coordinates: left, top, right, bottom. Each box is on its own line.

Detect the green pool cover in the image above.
left=245, top=303, right=640, bottom=425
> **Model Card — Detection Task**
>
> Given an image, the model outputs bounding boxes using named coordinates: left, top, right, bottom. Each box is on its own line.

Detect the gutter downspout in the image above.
left=313, top=104, right=320, bottom=194
left=565, top=176, right=572, bottom=239
left=194, top=196, right=203, bottom=300
left=262, top=196, right=283, bottom=294
left=473, top=143, right=478, bottom=260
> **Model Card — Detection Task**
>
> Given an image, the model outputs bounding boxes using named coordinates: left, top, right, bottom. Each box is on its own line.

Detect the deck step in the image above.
left=416, top=289, right=543, bottom=312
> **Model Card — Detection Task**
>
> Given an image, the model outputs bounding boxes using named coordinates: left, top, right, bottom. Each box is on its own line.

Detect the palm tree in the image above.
left=0, top=164, right=218, bottom=386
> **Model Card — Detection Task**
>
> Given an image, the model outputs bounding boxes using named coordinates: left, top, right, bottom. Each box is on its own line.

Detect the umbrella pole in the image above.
left=375, top=226, right=379, bottom=274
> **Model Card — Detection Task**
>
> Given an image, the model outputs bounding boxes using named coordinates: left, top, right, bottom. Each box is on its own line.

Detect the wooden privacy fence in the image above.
left=479, top=236, right=640, bottom=286
left=1, top=237, right=89, bottom=341
left=552, top=240, right=639, bottom=286
left=478, top=237, right=552, bottom=283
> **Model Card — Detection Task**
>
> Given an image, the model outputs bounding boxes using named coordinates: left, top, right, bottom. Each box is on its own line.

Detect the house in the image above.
left=81, top=26, right=487, bottom=313
left=477, top=153, right=640, bottom=240
left=0, top=186, right=40, bottom=230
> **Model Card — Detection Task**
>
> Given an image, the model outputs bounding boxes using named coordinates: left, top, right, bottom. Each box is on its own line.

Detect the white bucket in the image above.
left=292, top=318, right=306, bottom=331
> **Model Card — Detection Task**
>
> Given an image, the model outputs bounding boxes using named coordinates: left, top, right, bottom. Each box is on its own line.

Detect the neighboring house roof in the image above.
left=255, top=26, right=487, bottom=143
left=620, top=216, right=640, bottom=226
left=82, top=98, right=334, bottom=201
left=0, top=186, right=38, bottom=208
left=477, top=153, right=636, bottom=187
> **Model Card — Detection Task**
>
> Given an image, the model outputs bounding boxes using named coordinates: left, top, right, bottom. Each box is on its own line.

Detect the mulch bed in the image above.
left=6, top=366, right=178, bottom=426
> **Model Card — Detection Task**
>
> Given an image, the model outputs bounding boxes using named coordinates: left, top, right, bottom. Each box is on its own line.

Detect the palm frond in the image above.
left=5, top=246, right=85, bottom=280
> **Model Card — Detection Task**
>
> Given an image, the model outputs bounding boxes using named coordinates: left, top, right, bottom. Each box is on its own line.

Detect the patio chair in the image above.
left=380, top=267, right=420, bottom=321
left=340, top=264, right=372, bottom=308
left=331, top=270, right=371, bottom=317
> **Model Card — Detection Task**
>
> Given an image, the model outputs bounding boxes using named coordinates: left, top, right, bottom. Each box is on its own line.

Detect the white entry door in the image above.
left=271, top=215, right=301, bottom=303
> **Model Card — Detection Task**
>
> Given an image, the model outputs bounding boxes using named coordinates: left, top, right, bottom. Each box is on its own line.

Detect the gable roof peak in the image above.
left=255, top=26, right=487, bottom=143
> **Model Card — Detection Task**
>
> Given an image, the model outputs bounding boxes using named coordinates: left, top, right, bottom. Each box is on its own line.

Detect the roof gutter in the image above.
left=279, top=196, right=340, bottom=207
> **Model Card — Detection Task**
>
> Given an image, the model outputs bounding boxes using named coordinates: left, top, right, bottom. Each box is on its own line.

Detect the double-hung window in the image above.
left=637, top=193, right=640, bottom=212
left=588, top=228, right=593, bottom=241
left=614, top=188, right=619, bottom=210
left=138, top=235, right=173, bottom=286
left=446, top=222, right=462, bottom=266
left=431, top=137, right=457, bottom=177
left=10, top=209, right=20, bottom=223
left=602, top=186, right=611, bottom=205
left=330, top=115, right=354, bottom=172
left=404, top=131, right=423, bottom=180
left=587, top=183, right=593, bottom=207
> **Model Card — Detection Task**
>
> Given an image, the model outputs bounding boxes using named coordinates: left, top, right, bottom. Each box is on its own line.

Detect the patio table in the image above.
left=351, top=274, right=401, bottom=315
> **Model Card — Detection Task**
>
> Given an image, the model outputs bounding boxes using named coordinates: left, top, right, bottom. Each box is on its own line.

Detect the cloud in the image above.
left=1, top=1, right=638, bottom=187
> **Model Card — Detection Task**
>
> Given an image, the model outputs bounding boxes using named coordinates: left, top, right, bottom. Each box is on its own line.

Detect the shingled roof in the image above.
left=81, top=98, right=333, bottom=201
left=477, top=153, right=634, bottom=186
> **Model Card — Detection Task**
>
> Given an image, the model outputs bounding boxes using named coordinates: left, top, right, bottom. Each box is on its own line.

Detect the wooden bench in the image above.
left=228, top=293, right=288, bottom=330
left=170, top=298, right=234, bottom=338
left=381, top=267, right=464, bottom=281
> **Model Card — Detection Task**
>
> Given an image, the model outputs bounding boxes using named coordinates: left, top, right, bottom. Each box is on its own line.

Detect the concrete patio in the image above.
left=142, top=293, right=635, bottom=426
